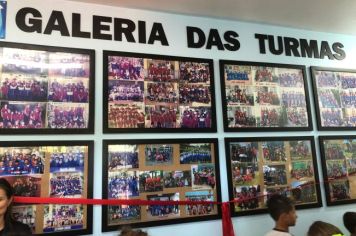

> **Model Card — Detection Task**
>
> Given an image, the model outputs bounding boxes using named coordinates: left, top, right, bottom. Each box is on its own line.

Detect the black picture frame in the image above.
left=102, top=139, right=221, bottom=232
left=220, top=60, right=313, bottom=132
left=103, top=51, right=217, bottom=133
left=225, top=136, right=322, bottom=217
left=0, top=140, right=94, bottom=235
left=0, top=41, right=95, bottom=134
left=311, top=66, right=356, bottom=130
left=318, top=135, right=356, bottom=206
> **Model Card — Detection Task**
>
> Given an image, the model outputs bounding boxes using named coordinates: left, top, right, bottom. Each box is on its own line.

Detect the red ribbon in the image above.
left=222, top=202, right=235, bottom=236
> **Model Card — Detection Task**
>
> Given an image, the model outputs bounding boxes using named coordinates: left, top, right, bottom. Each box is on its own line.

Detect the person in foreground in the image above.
left=119, top=226, right=148, bottom=236
left=343, top=212, right=356, bottom=236
left=307, top=221, right=344, bottom=236
left=0, top=178, right=32, bottom=236
left=265, top=194, right=297, bottom=236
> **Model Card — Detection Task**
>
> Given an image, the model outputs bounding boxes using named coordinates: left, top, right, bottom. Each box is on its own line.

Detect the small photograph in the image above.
left=146, top=193, right=180, bottom=219
left=326, top=160, right=347, bottom=179
left=4, top=175, right=41, bottom=197
left=263, top=164, right=287, bottom=186
left=139, top=170, right=164, bottom=192
left=323, top=140, right=346, bottom=160
left=49, top=52, right=90, bottom=78
left=0, top=146, right=44, bottom=175
left=278, top=69, right=304, bottom=88
left=185, top=190, right=214, bottom=216
left=230, top=142, right=258, bottom=163
left=320, top=108, right=343, bottom=127
left=179, top=106, right=212, bottom=128
left=341, top=108, right=356, bottom=127
left=108, top=170, right=139, bottom=199
left=49, top=172, right=83, bottom=197
left=265, top=186, right=289, bottom=201
left=281, top=91, right=306, bottom=108
left=290, top=161, right=314, bottom=181
left=256, top=86, right=280, bottom=106
left=144, top=144, right=173, bottom=166
left=145, top=105, right=178, bottom=128
left=224, top=65, right=251, bottom=84
left=163, top=170, right=192, bottom=188
left=192, top=164, right=216, bottom=190
left=227, top=106, right=257, bottom=127
left=291, top=180, right=317, bottom=203
left=286, top=107, right=308, bottom=127
left=226, top=85, right=254, bottom=106
left=108, top=80, right=144, bottom=103
left=262, top=141, right=286, bottom=162
left=290, top=140, right=312, bottom=160
left=231, top=161, right=259, bottom=185
left=12, top=205, right=36, bottom=232
left=108, top=103, right=145, bottom=129
left=329, top=179, right=351, bottom=201
left=253, top=66, right=278, bottom=83
left=0, top=76, right=48, bottom=102
left=346, top=156, right=356, bottom=176
left=48, top=78, right=89, bottom=103
left=259, top=107, right=283, bottom=127
left=179, top=62, right=210, bottom=83
left=179, top=84, right=210, bottom=105
left=43, top=204, right=84, bottom=233
left=108, top=205, right=141, bottom=224
left=2, top=47, right=48, bottom=76
left=339, top=72, right=356, bottom=89
left=318, top=89, right=341, bottom=108
left=315, top=71, right=339, bottom=88
left=234, top=185, right=261, bottom=211
left=146, top=59, right=175, bottom=82
left=108, top=144, right=138, bottom=170
left=340, top=90, right=356, bottom=108
left=108, top=56, right=144, bottom=80
left=179, top=143, right=212, bottom=164
left=145, top=82, right=178, bottom=104
left=49, top=146, right=85, bottom=172
left=46, top=102, right=88, bottom=129
left=0, top=102, right=46, bottom=129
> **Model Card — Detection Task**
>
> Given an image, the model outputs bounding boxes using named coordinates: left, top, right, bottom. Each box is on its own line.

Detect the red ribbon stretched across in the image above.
left=14, top=196, right=235, bottom=236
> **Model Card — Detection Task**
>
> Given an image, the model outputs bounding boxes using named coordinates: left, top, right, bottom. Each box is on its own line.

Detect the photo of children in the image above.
left=108, top=103, right=145, bottom=129
left=263, top=164, right=287, bottom=186
left=49, top=146, right=85, bottom=173
left=234, top=185, right=261, bottom=211
left=290, top=140, right=312, bottom=160
left=49, top=52, right=90, bottom=78
left=3, top=174, right=41, bottom=197
left=108, top=170, right=139, bottom=198
left=108, top=56, right=144, bottom=80
left=192, top=164, right=216, bottom=190
left=262, top=141, right=286, bottom=162
left=145, top=144, right=173, bottom=166
left=108, top=205, right=141, bottom=224
left=179, top=143, right=212, bottom=164
left=139, top=170, right=164, bottom=192
left=146, top=193, right=180, bottom=219
left=108, top=144, right=139, bottom=170
left=49, top=172, right=83, bottom=198
left=163, top=170, right=191, bottom=188
left=185, top=191, right=214, bottom=216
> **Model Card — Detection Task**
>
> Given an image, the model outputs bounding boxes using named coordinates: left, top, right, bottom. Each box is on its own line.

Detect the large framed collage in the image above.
left=102, top=139, right=221, bottom=232
left=0, top=140, right=94, bottom=235
left=311, top=67, right=356, bottom=130
left=220, top=60, right=313, bottom=132
left=319, top=136, right=356, bottom=206
left=0, top=41, right=95, bottom=134
left=225, top=136, right=322, bottom=216
left=103, top=51, right=216, bottom=133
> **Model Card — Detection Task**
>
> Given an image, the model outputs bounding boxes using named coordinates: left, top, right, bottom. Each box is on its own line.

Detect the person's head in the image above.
left=0, top=178, right=14, bottom=224
left=343, top=212, right=356, bottom=235
left=119, top=226, right=148, bottom=236
left=307, top=221, right=344, bottom=236
left=266, top=194, right=297, bottom=227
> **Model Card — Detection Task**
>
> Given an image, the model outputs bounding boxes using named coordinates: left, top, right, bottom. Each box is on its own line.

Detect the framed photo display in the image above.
left=319, top=136, right=356, bottom=206
left=0, top=140, right=94, bottom=235
left=225, top=136, right=322, bottom=216
left=311, top=67, right=356, bottom=130
left=102, top=139, right=221, bottom=231
left=220, top=60, right=312, bottom=131
left=103, top=51, right=216, bottom=133
left=0, top=41, right=95, bottom=134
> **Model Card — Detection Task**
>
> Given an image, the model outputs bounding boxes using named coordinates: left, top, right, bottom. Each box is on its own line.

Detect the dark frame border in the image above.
left=311, top=66, right=356, bottom=131
left=102, top=138, right=222, bottom=232
left=103, top=51, right=217, bottom=133
left=225, top=136, right=322, bottom=217
left=0, top=41, right=95, bottom=134
left=318, top=135, right=356, bottom=206
left=220, top=60, right=313, bottom=132
left=0, top=140, right=94, bottom=236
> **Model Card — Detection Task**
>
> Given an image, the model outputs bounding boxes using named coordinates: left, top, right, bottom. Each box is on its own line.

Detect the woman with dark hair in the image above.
left=119, top=226, right=148, bottom=236
left=0, top=178, right=32, bottom=236
left=307, top=221, right=344, bottom=236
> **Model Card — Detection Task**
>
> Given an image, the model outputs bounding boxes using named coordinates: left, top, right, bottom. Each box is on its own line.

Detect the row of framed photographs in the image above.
left=1, top=41, right=356, bottom=134
left=2, top=136, right=356, bottom=235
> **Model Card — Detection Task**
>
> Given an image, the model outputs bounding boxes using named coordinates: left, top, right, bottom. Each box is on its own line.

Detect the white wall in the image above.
left=3, top=0, right=356, bottom=235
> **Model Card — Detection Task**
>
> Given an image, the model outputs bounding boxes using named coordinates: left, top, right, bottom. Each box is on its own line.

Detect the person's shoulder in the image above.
left=10, top=220, right=32, bottom=234
left=264, top=230, right=292, bottom=236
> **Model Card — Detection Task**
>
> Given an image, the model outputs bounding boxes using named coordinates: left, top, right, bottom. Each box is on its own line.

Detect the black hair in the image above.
left=0, top=178, right=14, bottom=228
left=266, top=194, right=294, bottom=221
left=343, top=212, right=356, bottom=234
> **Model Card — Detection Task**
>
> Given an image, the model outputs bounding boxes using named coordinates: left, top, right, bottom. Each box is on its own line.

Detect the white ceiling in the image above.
left=69, top=0, right=356, bottom=35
